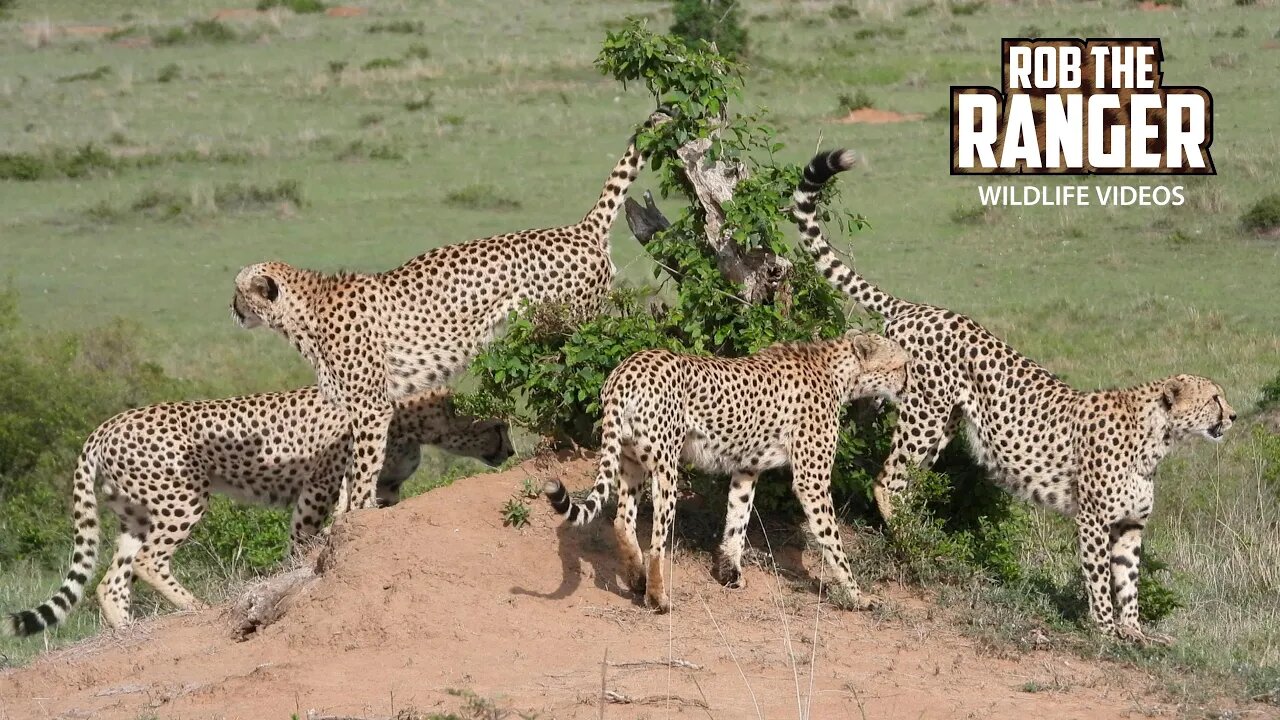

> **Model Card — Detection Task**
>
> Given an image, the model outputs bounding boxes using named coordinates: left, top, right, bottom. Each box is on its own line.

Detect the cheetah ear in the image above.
left=1161, top=377, right=1184, bottom=410
left=849, top=333, right=878, bottom=362
left=251, top=275, right=279, bottom=302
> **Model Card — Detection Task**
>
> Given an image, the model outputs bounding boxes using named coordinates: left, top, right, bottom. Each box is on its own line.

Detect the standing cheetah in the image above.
left=3, top=386, right=510, bottom=636
left=231, top=108, right=671, bottom=515
left=544, top=333, right=910, bottom=612
left=792, top=149, right=1236, bottom=643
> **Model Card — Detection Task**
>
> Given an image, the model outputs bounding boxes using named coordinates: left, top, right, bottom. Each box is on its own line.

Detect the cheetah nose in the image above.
left=1228, top=413, right=1237, bottom=422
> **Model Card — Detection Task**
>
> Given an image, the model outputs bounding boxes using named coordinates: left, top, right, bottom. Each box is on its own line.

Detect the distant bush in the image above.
left=366, top=20, right=424, bottom=35
left=0, top=293, right=192, bottom=569
left=56, top=65, right=112, bottom=83
left=1241, top=193, right=1280, bottom=234
left=837, top=89, right=874, bottom=113
left=444, top=184, right=521, bottom=211
left=1260, top=371, right=1280, bottom=409
left=670, top=0, right=749, bottom=59
left=257, top=0, right=326, bottom=13
left=950, top=0, right=986, bottom=15
left=152, top=19, right=237, bottom=46
left=156, top=63, right=181, bottom=83
left=0, top=144, right=118, bottom=182
left=361, top=57, right=404, bottom=71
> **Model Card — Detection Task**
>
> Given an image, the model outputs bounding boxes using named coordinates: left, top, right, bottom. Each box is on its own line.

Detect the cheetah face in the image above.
left=477, top=421, right=515, bottom=466
left=1163, top=375, right=1236, bottom=443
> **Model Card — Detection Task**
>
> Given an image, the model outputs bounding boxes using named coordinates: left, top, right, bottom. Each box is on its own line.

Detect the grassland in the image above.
left=1, top=0, right=1278, bottom=706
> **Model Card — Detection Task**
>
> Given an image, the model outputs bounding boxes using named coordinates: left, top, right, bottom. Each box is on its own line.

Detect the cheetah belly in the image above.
left=961, top=419, right=1080, bottom=515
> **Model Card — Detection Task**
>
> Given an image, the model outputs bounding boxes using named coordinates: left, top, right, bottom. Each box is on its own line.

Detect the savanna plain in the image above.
left=0, top=0, right=1278, bottom=718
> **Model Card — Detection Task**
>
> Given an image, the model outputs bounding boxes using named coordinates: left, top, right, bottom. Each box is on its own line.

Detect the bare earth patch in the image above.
left=834, top=108, right=926, bottom=124
left=0, top=457, right=1236, bottom=718
left=1137, top=1, right=1176, bottom=10
left=326, top=6, right=368, bottom=17
left=212, top=9, right=264, bottom=21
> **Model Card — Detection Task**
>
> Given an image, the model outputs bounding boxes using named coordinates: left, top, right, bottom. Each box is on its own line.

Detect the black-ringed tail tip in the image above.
left=802, top=149, right=858, bottom=187
left=543, top=479, right=570, bottom=514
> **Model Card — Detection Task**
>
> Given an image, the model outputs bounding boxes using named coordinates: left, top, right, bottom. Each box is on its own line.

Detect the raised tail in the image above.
left=580, top=106, right=675, bottom=241
left=4, top=440, right=102, bottom=637
left=794, top=149, right=908, bottom=320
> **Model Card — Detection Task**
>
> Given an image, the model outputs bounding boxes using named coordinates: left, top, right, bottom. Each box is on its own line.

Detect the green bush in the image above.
left=1241, top=193, right=1280, bottom=234
left=257, top=0, right=326, bottom=13
left=887, top=449, right=1027, bottom=584
left=179, top=497, right=290, bottom=573
left=670, top=0, right=749, bottom=60
left=462, top=23, right=864, bottom=515
left=0, top=293, right=192, bottom=569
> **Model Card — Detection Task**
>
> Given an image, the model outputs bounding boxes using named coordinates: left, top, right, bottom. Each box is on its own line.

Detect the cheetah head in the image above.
left=1161, top=374, right=1236, bottom=443
left=846, top=331, right=911, bottom=404
left=454, top=420, right=515, bottom=467
left=231, top=262, right=297, bottom=332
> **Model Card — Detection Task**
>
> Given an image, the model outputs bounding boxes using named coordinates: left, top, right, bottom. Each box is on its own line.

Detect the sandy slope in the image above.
left=1, top=457, right=1186, bottom=719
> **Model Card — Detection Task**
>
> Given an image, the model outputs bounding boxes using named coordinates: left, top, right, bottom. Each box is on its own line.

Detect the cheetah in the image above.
left=792, top=149, right=1236, bottom=643
left=543, top=333, right=910, bottom=612
left=231, top=107, right=671, bottom=515
left=3, top=386, right=511, bottom=636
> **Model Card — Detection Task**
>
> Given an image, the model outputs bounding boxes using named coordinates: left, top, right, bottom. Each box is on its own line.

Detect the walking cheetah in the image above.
left=544, top=333, right=910, bottom=612
left=4, top=386, right=511, bottom=636
left=793, top=149, right=1236, bottom=643
left=231, top=108, right=671, bottom=515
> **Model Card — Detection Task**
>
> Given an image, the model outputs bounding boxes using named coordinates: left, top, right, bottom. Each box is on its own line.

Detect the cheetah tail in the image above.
left=580, top=105, right=675, bottom=241
left=793, top=149, right=908, bottom=321
left=4, top=442, right=102, bottom=637
left=542, top=412, right=626, bottom=526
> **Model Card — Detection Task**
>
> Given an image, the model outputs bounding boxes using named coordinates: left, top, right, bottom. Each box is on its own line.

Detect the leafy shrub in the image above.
left=1260, top=371, right=1280, bottom=409
left=887, top=450, right=1027, bottom=584
left=56, top=65, right=113, bottom=83
left=950, top=0, right=986, bottom=15
left=0, top=144, right=118, bottom=182
left=1241, top=193, right=1280, bottom=233
left=179, top=497, right=289, bottom=573
left=0, top=294, right=193, bottom=569
left=837, top=89, right=874, bottom=113
left=152, top=19, right=238, bottom=46
left=156, top=63, right=181, bottom=83
left=444, top=184, right=521, bottom=211
left=366, top=20, right=424, bottom=35
left=670, top=0, right=749, bottom=60
left=361, top=57, right=404, bottom=71
left=257, top=0, right=326, bottom=13
left=404, top=43, right=431, bottom=60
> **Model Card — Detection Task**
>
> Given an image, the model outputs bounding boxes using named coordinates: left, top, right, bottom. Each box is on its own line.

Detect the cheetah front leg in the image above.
left=713, top=471, right=758, bottom=589
left=338, top=404, right=395, bottom=513
left=1076, top=512, right=1118, bottom=637
left=1110, top=521, right=1172, bottom=646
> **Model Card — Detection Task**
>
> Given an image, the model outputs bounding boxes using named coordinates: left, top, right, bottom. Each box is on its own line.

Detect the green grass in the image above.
left=0, top=0, right=1277, bottom=703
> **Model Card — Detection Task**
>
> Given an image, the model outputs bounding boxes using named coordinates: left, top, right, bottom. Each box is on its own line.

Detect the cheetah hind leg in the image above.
left=96, top=494, right=149, bottom=629
left=613, top=452, right=648, bottom=595
left=644, top=454, right=680, bottom=613
left=712, top=471, right=759, bottom=589
left=133, top=482, right=207, bottom=613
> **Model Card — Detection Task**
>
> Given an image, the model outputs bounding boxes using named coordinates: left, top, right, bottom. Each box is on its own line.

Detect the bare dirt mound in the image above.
left=1, top=457, right=1183, bottom=719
